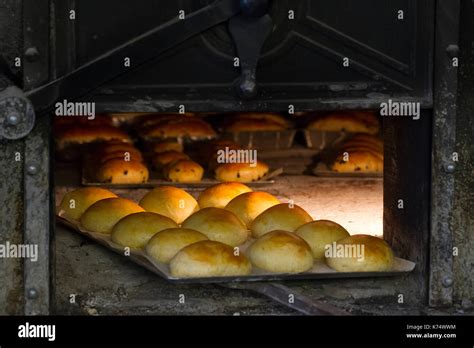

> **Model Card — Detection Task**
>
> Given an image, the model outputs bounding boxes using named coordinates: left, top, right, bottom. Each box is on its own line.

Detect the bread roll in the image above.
left=56, top=126, right=132, bottom=149
left=198, top=182, right=252, bottom=209
left=80, top=198, right=145, bottom=234
left=96, top=159, right=149, bottom=184
left=139, top=186, right=199, bottom=224
left=170, top=241, right=252, bottom=278
left=232, top=113, right=292, bottom=128
left=142, top=119, right=217, bottom=140
left=182, top=208, right=248, bottom=246
left=307, top=112, right=380, bottom=134
left=295, top=220, right=350, bottom=259
left=225, top=192, right=280, bottom=227
left=215, top=161, right=270, bottom=183
left=111, top=212, right=178, bottom=248
left=145, top=228, right=208, bottom=264
left=59, top=188, right=117, bottom=221
left=251, top=203, right=313, bottom=238
left=152, top=151, right=190, bottom=169
left=325, top=235, right=394, bottom=272
left=248, top=231, right=313, bottom=273
left=99, top=143, right=142, bottom=157
left=331, top=151, right=383, bottom=173
left=163, top=160, right=204, bottom=183
left=152, top=141, right=184, bottom=154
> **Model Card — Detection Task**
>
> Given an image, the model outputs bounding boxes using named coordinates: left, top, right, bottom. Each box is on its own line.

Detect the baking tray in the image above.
left=222, top=130, right=297, bottom=150
left=56, top=214, right=415, bottom=284
left=81, top=165, right=284, bottom=188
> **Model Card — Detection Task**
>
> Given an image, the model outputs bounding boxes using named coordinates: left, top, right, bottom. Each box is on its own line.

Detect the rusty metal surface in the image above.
left=23, top=116, right=51, bottom=315
left=452, top=0, right=474, bottom=306
left=429, top=0, right=460, bottom=307
left=0, top=138, right=25, bottom=315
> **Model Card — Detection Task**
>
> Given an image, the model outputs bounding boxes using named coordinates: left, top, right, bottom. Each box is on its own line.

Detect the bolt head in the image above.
left=6, top=114, right=20, bottom=126
left=25, top=47, right=40, bottom=62
left=26, top=288, right=38, bottom=299
left=26, top=164, right=38, bottom=175
left=444, top=163, right=455, bottom=173
left=442, top=277, right=454, bottom=288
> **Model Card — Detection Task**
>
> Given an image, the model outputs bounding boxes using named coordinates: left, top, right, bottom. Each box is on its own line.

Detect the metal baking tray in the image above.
left=56, top=214, right=415, bottom=284
left=222, top=130, right=297, bottom=150
left=81, top=165, right=284, bottom=188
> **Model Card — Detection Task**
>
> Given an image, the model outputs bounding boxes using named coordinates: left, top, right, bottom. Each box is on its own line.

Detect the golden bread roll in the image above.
left=248, top=230, right=314, bottom=273
left=139, top=186, right=199, bottom=224
left=343, top=134, right=383, bottom=153
left=325, top=235, right=394, bottom=272
left=142, top=119, right=217, bottom=140
left=198, top=182, right=252, bottom=209
left=341, top=146, right=383, bottom=161
left=80, top=198, right=145, bottom=234
left=99, top=150, right=144, bottom=163
left=307, top=112, right=380, bottom=134
left=215, top=161, right=270, bottom=183
left=111, top=212, right=178, bottom=248
left=250, top=203, right=313, bottom=238
left=59, top=187, right=117, bottom=221
left=96, top=159, right=149, bottom=184
left=225, top=191, right=280, bottom=227
left=224, top=119, right=286, bottom=132
left=152, top=141, right=184, bottom=154
left=182, top=208, right=248, bottom=246
left=295, top=220, right=350, bottom=259
left=169, top=241, right=252, bottom=278
left=146, top=228, right=209, bottom=264
left=163, top=160, right=204, bottom=183
left=56, top=126, right=132, bottom=149
left=152, top=151, right=190, bottom=169
left=331, top=151, right=383, bottom=173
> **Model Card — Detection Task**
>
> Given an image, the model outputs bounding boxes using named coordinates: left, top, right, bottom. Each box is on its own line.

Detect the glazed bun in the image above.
left=182, top=208, right=248, bottom=246
left=331, top=151, right=383, bottom=173
left=142, top=118, right=217, bottom=140
left=169, top=241, right=252, bottom=278
left=325, top=235, right=394, bottom=272
left=145, top=228, right=208, bottom=264
left=248, top=231, right=313, bottom=273
left=80, top=198, right=145, bottom=234
left=96, top=159, right=149, bottom=184
left=111, top=212, right=178, bottom=248
left=225, top=192, right=280, bottom=228
left=98, top=143, right=142, bottom=157
left=295, top=220, right=350, bottom=259
left=99, top=150, right=144, bottom=164
left=139, top=186, right=199, bottom=224
left=56, top=126, right=132, bottom=149
left=163, top=160, right=204, bottom=183
left=59, top=188, right=117, bottom=221
left=307, top=111, right=380, bottom=134
left=251, top=203, right=313, bottom=238
left=198, top=182, right=252, bottom=209
left=215, top=161, right=270, bottom=183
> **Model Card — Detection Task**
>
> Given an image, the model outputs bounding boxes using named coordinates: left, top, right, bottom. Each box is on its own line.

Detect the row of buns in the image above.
left=59, top=183, right=394, bottom=278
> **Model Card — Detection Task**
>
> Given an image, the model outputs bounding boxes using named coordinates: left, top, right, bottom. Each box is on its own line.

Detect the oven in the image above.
left=0, top=0, right=473, bottom=320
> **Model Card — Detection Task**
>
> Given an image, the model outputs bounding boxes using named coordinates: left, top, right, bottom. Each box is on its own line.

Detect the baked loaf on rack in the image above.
left=215, top=161, right=270, bottom=183
left=307, top=111, right=380, bottom=135
left=96, top=159, right=149, bottom=184
left=111, top=212, right=178, bottom=248
left=182, top=208, right=249, bottom=246
left=146, top=228, right=209, bottom=264
left=80, top=197, right=145, bottom=234
left=325, top=235, right=394, bottom=272
left=198, top=182, right=252, bottom=209
left=59, top=187, right=117, bottom=221
left=250, top=203, right=313, bottom=238
left=163, top=160, right=204, bottom=183
left=225, top=191, right=280, bottom=228
left=169, top=241, right=252, bottom=278
left=248, top=230, right=314, bottom=273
